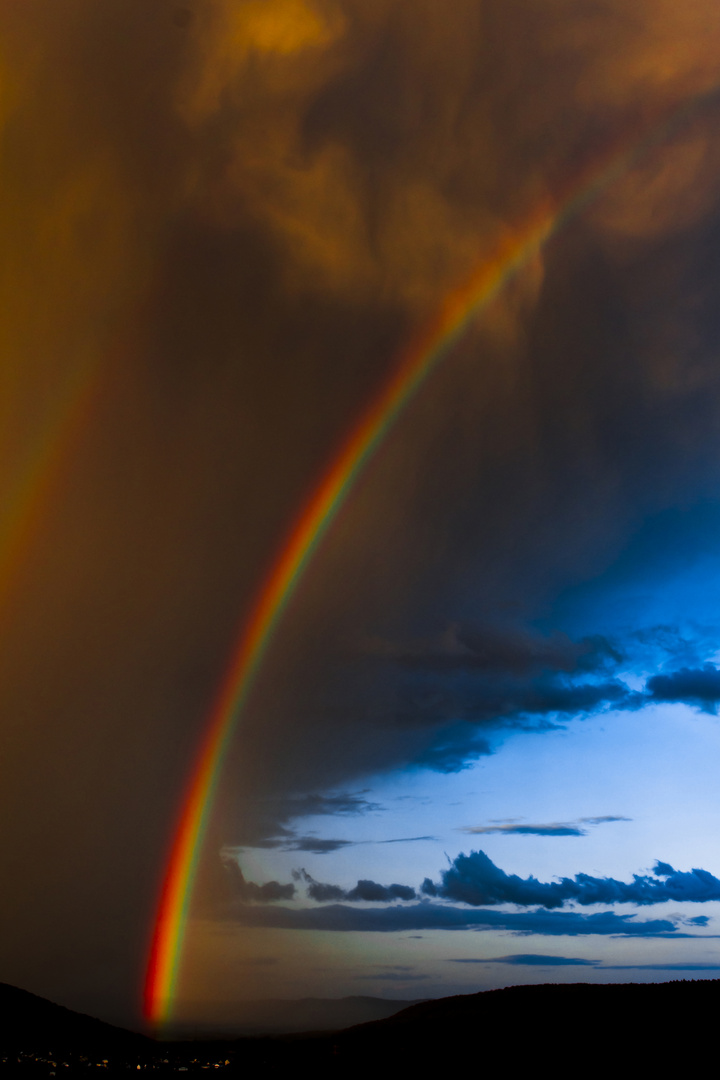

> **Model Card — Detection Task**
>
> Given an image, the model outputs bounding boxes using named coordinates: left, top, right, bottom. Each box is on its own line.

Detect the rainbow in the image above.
left=142, top=205, right=559, bottom=1025
left=142, top=100, right=704, bottom=1026
left=0, top=365, right=100, bottom=618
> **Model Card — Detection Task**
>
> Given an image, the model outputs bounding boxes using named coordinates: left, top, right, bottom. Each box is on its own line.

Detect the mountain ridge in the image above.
left=1, top=978, right=718, bottom=1072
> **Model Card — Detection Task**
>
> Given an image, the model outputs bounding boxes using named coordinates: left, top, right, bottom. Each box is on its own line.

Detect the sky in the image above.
left=4, top=0, right=720, bottom=1032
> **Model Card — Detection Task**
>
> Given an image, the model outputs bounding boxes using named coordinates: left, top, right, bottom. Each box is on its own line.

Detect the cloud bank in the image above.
left=223, top=850, right=720, bottom=934
left=646, top=665, right=720, bottom=712
left=296, top=869, right=417, bottom=903
left=225, top=902, right=683, bottom=937
left=422, top=852, right=720, bottom=908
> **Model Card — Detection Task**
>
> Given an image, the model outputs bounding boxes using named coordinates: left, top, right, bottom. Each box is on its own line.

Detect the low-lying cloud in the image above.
left=422, top=851, right=720, bottom=908
left=225, top=848, right=720, bottom=919
left=221, top=859, right=295, bottom=903
left=449, top=954, right=720, bottom=970
left=646, top=664, right=720, bottom=712
left=450, top=954, right=600, bottom=966
left=225, top=903, right=685, bottom=937
left=296, top=869, right=416, bottom=903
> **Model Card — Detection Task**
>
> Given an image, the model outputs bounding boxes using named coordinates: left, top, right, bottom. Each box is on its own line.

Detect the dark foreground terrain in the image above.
left=162, top=994, right=424, bottom=1038
left=1, top=978, right=717, bottom=1074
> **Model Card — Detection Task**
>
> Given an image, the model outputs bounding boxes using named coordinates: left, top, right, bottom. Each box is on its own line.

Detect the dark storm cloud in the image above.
left=234, top=794, right=383, bottom=850
left=401, top=675, right=636, bottom=776
left=419, top=675, right=634, bottom=724
left=422, top=851, right=720, bottom=909
left=359, top=625, right=633, bottom=737
left=232, top=626, right=641, bottom=844
left=646, top=664, right=720, bottom=712
left=201, top=0, right=720, bottom=857
left=462, top=816, right=630, bottom=837
left=450, top=955, right=600, bottom=966
left=411, top=732, right=495, bottom=775
left=385, top=625, right=621, bottom=676
left=225, top=903, right=682, bottom=937
left=239, top=624, right=720, bottom=834
left=316, top=658, right=638, bottom=783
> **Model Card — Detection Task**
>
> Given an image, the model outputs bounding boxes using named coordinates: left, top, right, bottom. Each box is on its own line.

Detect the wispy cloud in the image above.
left=378, top=835, right=438, bottom=844
left=448, top=955, right=720, bottom=970
left=461, top=816, right=630, bottom=837
left=233, top=832, right=436, bottom=855
left=275, top=792, right=383, bottom=817
left=280, top=836, right=355, bottom=854
left=463, top=824, right=586, bottom=837
left=600, top=963, right=720, bottom=970
left=225, top=834, right=355, bottom=854
left=449, top=954, right=600, bottom=966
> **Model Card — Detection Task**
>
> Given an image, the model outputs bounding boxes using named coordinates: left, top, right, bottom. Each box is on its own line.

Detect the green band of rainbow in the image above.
left=142, top=96, right=705, bottom=1026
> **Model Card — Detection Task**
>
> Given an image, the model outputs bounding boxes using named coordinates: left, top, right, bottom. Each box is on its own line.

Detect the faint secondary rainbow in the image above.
left=143, top=98, right=709, bottom=1026
left=0, top=364, right=100, bottom=620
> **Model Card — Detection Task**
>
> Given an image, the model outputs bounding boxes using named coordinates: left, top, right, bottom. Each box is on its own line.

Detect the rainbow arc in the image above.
left=142, top=98, right=706, bottom=1025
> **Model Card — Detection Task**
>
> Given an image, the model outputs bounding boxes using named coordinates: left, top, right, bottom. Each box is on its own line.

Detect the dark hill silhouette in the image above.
left=327, top=979, right=720, bottom=1071
left=1, top=979, right=719, bottom=1073
left=0, top=982, right=150, bottom=1052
